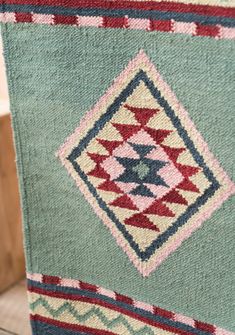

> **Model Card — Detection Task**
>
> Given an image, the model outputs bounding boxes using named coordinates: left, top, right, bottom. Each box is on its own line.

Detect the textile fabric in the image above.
left=1, top=0, right=235, bottom=334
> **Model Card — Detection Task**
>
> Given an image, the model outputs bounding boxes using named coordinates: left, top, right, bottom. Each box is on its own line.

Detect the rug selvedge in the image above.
left=0, top=0, right=235, bottom=39
left=28, top=272, right=235, bottom=335
left=57, top=50, right=235, bottom=277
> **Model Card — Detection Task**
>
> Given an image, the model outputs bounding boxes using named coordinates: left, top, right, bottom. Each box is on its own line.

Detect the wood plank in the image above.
left=0, top=329, right=17, bottom=335
left=0, top=281, right=31, bottom=335
left=0, top=114, right=25, bottom=292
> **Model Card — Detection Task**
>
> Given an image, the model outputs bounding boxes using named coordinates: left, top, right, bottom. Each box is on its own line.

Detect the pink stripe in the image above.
left=78, top=15, right=102, bottom=27
left=128, top=17, right=149, bottom=30
left=174, top=314, right=195, bottom=327
left=60, top=278, right=81, bottom=288
left=216, top=328, right=235, bottom=335
left=32, top=13, right=54, bottom=24
left=98, top=287, right=117, bottom=299
left=27, top=272, right=43, bottom=282
left=219, top=26, right=235, bottom=39
left=173, top=20, right=196, bottom=35
left=0, top=12, right=16, bottom=23
left=134, top=300, right=154, bottom=313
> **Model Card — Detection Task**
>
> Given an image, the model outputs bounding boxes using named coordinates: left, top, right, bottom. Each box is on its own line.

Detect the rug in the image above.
left=1, top=0, right=235, bottom=334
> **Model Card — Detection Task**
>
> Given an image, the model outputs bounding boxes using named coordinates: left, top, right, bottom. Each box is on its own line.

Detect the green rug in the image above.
left=1, top=0, right=235, bottom=334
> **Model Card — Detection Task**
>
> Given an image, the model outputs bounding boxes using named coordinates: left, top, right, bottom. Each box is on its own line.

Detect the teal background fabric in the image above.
left=1, top=23, right=235, bottom=330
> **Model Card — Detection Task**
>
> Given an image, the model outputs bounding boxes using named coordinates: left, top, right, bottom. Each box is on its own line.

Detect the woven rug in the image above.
left=1, top=1, right=235, bottom=334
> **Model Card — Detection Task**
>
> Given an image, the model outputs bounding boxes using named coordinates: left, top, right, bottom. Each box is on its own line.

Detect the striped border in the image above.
left=1, top=12, right=234, bottom=40
left=28, top=272, right=235, bottom=335
left=1, top=0, right=235, bottom=17
left=0, top=0, right=235, bottom=39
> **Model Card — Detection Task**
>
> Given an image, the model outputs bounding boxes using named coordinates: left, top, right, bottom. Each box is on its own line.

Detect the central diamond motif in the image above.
left=132, top=161, right=150, bottom=180
left=57, top=51, right=235, bottom=276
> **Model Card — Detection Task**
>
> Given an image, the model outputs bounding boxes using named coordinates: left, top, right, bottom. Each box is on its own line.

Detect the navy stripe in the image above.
left=28, top=279, right=213, bottom=335
left=31, top=319, right=90, bottom=335
left=67, top=70, right=220, bottom=261
left=0, top=3, right=235, bottom=26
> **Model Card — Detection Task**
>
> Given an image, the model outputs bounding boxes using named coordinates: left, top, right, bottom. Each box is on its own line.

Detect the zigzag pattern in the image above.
left=30, top=297, right=156, bottom=335
left=29, top=274, right=234, bottom=335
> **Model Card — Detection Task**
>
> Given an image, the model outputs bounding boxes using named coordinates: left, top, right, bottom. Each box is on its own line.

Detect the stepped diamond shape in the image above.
left=57, top=50, right=235, bottom=276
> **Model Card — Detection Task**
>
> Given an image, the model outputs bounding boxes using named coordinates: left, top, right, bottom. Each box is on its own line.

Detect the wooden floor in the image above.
left=0, top=280, right=31, bottom=335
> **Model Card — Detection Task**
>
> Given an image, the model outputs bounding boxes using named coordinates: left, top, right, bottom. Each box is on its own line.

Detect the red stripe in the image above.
left=154, top=306, right=175, bottom=320
left=79, top=281, right=98, bottom=292
left=54, top=14, right=77, bottom=25
left=30, top=314, right=118, bottom=335
left=1, top=0, right=235, bottom=18
left=42, top=275, right=61, bottom=285
left=149, top=19, right=172, bottom=32
left=196, top=23, right=220, bottom=37
left=28, top=285, right=198, bottom=335
left=116, top=293, right=133, bottom=305
left=103, top=16, right=127, bottom=28
left=195, top=321, right=216, bottom=334
left=15, top=12, right=32, bottom=22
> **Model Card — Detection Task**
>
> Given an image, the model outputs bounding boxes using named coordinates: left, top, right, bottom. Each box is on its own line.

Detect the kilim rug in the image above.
left=1, top=0, right=235, bottom=334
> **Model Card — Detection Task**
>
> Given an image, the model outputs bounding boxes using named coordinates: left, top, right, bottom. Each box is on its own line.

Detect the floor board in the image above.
left=0, top=280, right=31, bottom=335
left=0, top=329, right=17, bottom=335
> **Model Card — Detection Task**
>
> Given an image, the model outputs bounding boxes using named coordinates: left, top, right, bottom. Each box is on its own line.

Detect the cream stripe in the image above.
left=29, top=292, right=164, bottom=334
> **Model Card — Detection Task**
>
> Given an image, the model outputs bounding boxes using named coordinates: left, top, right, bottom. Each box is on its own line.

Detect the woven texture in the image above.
left=1, top=0, right=235, bottom=334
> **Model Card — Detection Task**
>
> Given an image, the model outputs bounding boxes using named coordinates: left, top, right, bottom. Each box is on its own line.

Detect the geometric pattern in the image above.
left=1, top=1, right=235, bottom=40
left=57, top=50, right=235, bottom=276
left=28, top=272, right=235, bottom=335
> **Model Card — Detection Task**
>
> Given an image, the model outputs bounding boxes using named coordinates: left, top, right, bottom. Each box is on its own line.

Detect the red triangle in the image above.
left=144, top=128, right=172, bottom=144
left=175, top=163, right=200, bottom=177
left=112, top=123, right=141, bottom=141
left=125, top=213, right=160, bottom=232
left=87, top=152, right=109, bottom=164
left=176, top=178, right=200, bottom=193
left=88, top=165, right=110, bottom=179
left=161, top=145, right=186, bottom=163
left=98, top=180, right=123, bottom=194
left=144, top=200, right=175, bottom=217
left=124, top=104, right=159, bottom=126
left=109, top=194, right=138, bottom=210
left=97, top=139, right=123, bottom=155
left=161, top=189, right=188, bottom=205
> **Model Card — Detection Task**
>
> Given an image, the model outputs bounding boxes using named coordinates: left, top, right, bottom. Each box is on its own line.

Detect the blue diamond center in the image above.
left=114, top=143, right=170, bottom=197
